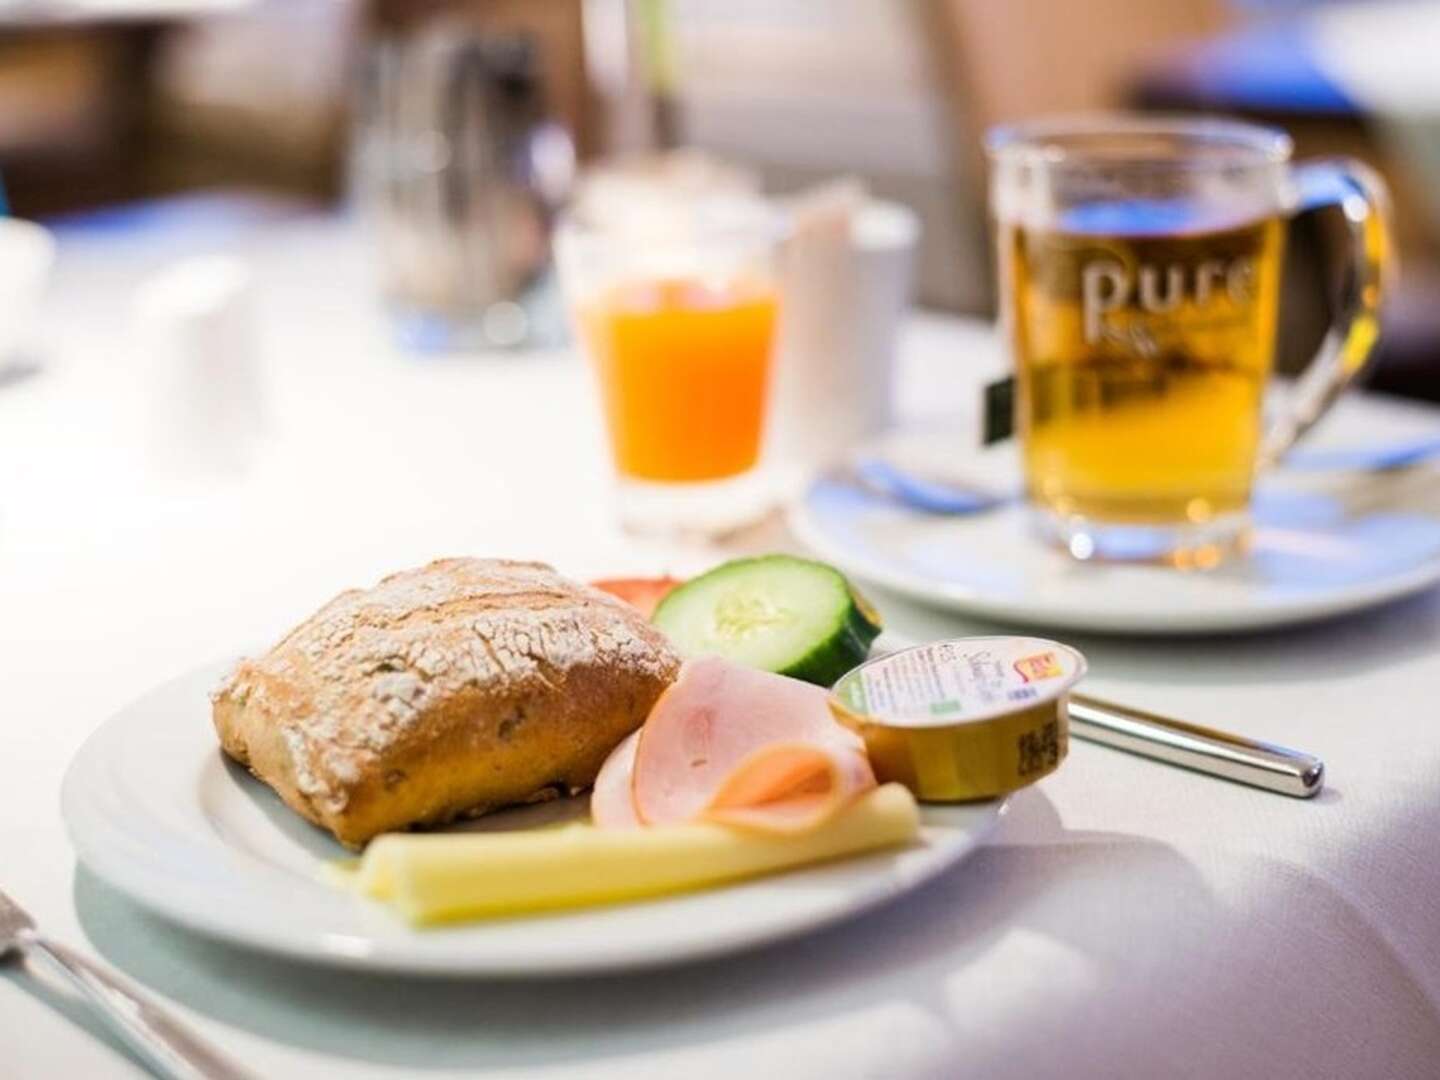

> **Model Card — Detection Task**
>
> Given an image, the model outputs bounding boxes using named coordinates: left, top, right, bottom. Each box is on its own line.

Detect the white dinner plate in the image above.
left=791, top=405, right=1440, bottom=636
left=62, top=658, right=1003, bottom=977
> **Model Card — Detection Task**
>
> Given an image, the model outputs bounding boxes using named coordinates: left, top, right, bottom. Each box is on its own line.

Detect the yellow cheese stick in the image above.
left=353, top=783, right=920, bottom=925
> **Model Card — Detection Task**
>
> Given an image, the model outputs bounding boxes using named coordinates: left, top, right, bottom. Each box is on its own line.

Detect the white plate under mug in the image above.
left=62, top=658, right=1003, bottom=977
left=791, top=397, right=1440, bottom=636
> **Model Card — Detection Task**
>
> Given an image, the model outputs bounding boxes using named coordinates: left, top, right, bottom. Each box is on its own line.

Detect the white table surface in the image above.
left=4, top=200, right=1440, bottom=1080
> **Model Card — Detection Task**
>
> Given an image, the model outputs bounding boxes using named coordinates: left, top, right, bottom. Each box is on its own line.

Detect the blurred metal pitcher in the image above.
left=353, top=25, right=574, bottom=351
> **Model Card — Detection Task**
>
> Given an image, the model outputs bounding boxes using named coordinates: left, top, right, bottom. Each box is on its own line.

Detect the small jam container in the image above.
left=829, top=637, right=1087, bottom=801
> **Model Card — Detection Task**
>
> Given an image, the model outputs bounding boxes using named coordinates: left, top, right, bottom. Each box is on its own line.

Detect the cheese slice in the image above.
left=351, top=783, right=920, bottom=925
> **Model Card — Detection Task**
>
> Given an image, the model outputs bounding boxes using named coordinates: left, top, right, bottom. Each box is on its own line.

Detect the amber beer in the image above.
left=1003, top=212, right=1286, bottom=531
left=989, top=118, right=1389, bottom=563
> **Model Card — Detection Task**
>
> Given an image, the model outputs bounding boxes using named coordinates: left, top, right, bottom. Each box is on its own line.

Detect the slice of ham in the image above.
left=591, top=656, right=876, bottom=833
left=590, top=730, right=643, bottom=829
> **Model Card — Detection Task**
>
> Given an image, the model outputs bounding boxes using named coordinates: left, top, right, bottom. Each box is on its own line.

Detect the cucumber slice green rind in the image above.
left=651, top=555, right=883, bottom=687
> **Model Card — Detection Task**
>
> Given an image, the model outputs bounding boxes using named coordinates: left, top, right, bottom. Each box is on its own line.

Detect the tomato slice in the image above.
left=591, top=577, right=684, bottom=619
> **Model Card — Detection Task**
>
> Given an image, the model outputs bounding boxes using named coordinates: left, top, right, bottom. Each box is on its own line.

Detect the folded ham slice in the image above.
left=590, top=730, right=643, bottom=829
left=591, top=656, right=876, bottom=833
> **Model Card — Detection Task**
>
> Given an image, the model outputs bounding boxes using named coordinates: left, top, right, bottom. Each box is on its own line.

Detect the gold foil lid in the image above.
left=830, top=637, right=1087, bottom=801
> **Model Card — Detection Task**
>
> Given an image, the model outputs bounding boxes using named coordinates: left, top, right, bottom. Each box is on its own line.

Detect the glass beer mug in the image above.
left=987, top=116, right=1391, bottom=565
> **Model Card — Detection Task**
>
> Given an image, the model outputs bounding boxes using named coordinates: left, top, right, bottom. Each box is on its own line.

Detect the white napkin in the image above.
left=768, top=187, right=919, bottom=489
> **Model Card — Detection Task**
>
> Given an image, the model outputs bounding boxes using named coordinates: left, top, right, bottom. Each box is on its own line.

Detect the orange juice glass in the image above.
left=558, top=203, right=782, bottom=534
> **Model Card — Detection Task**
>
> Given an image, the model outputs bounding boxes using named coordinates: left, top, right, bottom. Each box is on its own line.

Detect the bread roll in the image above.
left=211, top=558, right=680, bottom=848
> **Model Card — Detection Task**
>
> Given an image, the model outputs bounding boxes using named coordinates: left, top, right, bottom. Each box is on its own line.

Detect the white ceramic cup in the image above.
left=133, top=255, right=266, bottom=475
left=768, top=198, right=919, bottom=485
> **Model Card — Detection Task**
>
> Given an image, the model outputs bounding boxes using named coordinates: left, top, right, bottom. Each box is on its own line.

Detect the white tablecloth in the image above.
left=4, top=203, right=1440, bottom=1080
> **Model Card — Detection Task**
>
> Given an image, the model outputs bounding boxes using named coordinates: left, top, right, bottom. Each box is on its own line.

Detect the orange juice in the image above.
left=581, top=277, right=778, bottom=483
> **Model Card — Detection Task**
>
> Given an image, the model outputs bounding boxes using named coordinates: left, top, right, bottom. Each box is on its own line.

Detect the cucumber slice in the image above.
left=652, top=555, right=883, bottom=687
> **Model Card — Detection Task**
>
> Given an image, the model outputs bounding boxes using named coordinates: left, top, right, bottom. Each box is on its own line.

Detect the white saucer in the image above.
left=62, top=659, right=1003, bottom=977
left=791, top=403, right=1440, bottom=636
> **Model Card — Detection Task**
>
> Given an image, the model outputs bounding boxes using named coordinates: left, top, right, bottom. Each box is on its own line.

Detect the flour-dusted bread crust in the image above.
left=211, top=558, right=680, bottom=848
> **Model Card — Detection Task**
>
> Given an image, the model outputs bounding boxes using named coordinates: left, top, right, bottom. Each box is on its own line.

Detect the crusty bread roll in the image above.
left=211, top=558, right=680, bottom=848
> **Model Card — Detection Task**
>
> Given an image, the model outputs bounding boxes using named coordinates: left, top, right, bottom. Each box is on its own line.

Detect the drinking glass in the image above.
left=352, top=28, right=574, bottom=351
left=987, top=115, right=1392, bottom=566
left=556, top=199, right=783, bottom=535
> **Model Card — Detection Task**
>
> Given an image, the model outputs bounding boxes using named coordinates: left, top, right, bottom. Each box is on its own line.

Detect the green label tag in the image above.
left=983, top=376, right=1015, bottom=445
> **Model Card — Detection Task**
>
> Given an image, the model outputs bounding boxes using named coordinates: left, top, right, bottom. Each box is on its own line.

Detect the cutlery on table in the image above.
left=853, top=457, right=1006, bottom=514
left=1068, top=694, right=1324, bottom=798
left=1281, top=434, right=1440, bottom=472
left=0, top=888, right=251, bottom=1080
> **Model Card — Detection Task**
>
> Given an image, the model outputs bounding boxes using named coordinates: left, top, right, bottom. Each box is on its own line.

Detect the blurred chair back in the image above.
left=916, top=0, right=1234, bottom=311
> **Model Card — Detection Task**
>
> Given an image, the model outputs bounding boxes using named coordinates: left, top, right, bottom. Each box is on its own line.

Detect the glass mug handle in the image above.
left=1260, top=158, right=1395, bottom=467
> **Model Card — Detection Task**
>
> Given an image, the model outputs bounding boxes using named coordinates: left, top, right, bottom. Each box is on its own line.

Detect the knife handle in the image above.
left=24, top=933, right=252, bottom=1080
left=1067, top=693, right=1324, bottom=798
